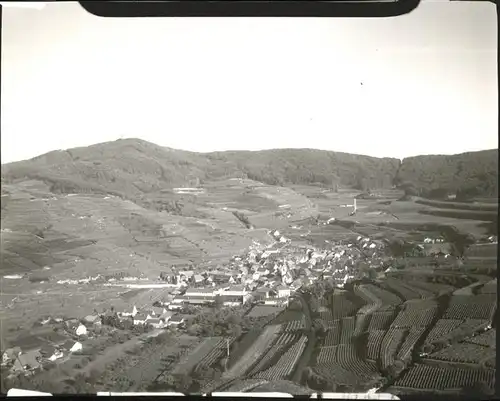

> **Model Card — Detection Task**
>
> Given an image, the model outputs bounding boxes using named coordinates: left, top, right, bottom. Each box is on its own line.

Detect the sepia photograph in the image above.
left=0, top=1, right=497, bottom=397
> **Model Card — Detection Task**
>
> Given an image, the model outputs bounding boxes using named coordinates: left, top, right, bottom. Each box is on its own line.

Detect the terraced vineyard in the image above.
left=248, top=332, right=297, bottom=376
left=380, top=328, right=407, bottom=370
left=366, top=330, right=386, bottom=361
left=393, top=364, right=496, bottom=392
left=222, top=324, right=281, bottom=379
left=336, top=343, right=380, bottom=378
left=340, top=316, right=356, bottom=344
left=282, top=318, right=306, bottom=332
left=172, top=337, right=227, bottom=375
left=320, top=310, right=334, bottom=322
left=443, top=294, right=497, bottom=320
left=323, top=320, right=341, bottom=346
left=314, top=364, right=365, bottom=388
left=317, top=346, right=338, bottom=364
left=193, top=337, right=236, bottom=375
left=390, top=301, right=437, bottom=329
left=397, top=327, right=426, bottom=361
left=368, top=310, right=396, bottom=331
left=253, top=335, right=307, bottom=380
left=424, top=319, right=464, bottom=344
left=330, top=292, right=359, bottom=319
left=313, top=343, right=380, bottom=387
left=425, top=342, right=494, bottom=364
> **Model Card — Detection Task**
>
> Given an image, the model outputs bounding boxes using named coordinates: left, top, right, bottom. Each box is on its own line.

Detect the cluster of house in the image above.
left=423, top=236, right=446, bottom=244
left=113, top=305, right=186, bottom=328
left=163, top=283, right=293, bottom=309
left=156, top=231, right=393, bottom=307
left=1, top=316, right=95, bottom=374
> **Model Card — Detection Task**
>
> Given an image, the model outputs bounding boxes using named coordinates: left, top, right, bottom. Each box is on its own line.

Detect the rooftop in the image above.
left=184, top=287, right=214, bottom=294
left=62, top=340, right=77, bottom=350
left=226, top=285, right=246, bottom=292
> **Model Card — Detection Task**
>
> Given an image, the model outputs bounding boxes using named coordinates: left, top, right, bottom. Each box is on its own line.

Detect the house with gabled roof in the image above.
left=150, top=306, right=168, bottom=316
left=40, top=345, right=63, bottom=362
left=133, top=313, right=152, bottom=326
left=75, top=323, right=87, bottom=336
left=146, top=317, right=164, bottom=328
left=220, top=285, right=248, bottom=296
left=168, top=315, right=185, bottom=327
left=184, top=287, right=216, bottom=297
left=61, top=340, right=83, bottom=353
left=120, top=305, right=138, bottom=318
left=276, top=285, right=291, bottom=298
left=12, top=350, right=42, bottom=373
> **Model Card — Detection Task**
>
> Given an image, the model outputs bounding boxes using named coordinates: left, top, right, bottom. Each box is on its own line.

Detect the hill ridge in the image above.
left=2, top=138, right=498, bottom=199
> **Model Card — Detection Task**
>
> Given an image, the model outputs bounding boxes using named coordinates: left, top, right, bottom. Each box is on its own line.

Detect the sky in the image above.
left=1, top=1, right=497, bottom=163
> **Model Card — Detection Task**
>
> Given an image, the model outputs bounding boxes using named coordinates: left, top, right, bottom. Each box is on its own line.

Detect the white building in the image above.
left=184, top=288, right=216, bottom=297
left=49, top=350, right=64, bottom=362
left=150, top=307, right=168, bottom=316
left=168, top=316, right=185, bottom=326
left=62, top=340, right=83, bottom=353
left=75, top=324, right=87, bottom=336
left=133, top=313, right=152, bottom=325
left=219, top=285, right=249, bottom=297
left=147, top=318, right=165, bottom=328
left=276, top=285, right=291, bottom=298
left=121, top=305, right=138, bottom=317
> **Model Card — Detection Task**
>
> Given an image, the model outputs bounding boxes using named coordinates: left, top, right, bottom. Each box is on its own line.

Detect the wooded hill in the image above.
left=2, top=139, right=497, bottom=200
left=396, top=149, right=498, bottom=199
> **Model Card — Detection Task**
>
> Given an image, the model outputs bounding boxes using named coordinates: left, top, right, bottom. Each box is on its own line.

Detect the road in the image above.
left=291, top=292, right=315, bottom=383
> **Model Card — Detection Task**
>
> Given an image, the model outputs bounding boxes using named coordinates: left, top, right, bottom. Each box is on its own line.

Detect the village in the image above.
left=2, top=224, right=468, bottom=384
